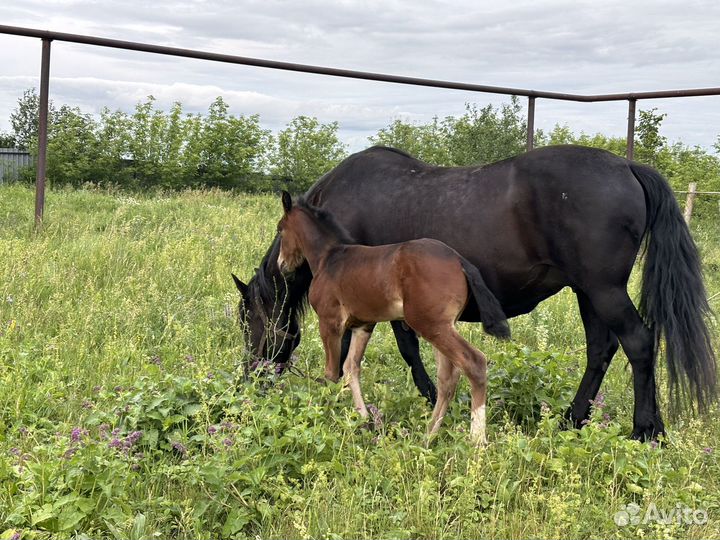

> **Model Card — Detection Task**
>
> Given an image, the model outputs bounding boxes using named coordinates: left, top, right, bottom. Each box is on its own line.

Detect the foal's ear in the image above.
left=281, top=191, right=292, bottom=214
left=231, top=273, right=249, bottom=297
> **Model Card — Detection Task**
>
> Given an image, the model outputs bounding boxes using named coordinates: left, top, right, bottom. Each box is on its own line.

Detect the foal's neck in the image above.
left=298, top=212, right=347, bottom=275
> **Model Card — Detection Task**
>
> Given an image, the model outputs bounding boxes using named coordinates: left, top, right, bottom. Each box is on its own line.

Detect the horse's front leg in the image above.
left=319, top=318, right=344, bottom=383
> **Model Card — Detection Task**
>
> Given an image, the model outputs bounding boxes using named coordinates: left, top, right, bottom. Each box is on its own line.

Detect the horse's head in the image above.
left=231, top=267, right=302, bottom=373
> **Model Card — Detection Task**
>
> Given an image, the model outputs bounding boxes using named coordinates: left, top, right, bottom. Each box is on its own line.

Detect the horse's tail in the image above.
left=630, top=162, right=717, bottom=412
left=459, top=257, right=511, bottom=340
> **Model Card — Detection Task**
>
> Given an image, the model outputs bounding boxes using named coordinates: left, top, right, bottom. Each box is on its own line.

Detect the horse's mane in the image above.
left=252, top=235, right=310, bottom=321
left=294, top=196, right=357, bottom=246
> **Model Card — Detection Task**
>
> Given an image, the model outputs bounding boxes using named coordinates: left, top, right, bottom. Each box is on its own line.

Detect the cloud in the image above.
left=1, top=0, right=719, bottom=151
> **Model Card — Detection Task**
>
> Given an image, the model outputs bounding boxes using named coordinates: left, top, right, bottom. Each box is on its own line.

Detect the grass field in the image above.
left=1, top=184, right=719, bottom=539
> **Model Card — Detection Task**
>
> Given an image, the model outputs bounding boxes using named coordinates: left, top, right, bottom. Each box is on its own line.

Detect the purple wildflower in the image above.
left=10, top=447, right=20, bottom=456
left=11, top=532, right=20, bottom=540
left=113, top=385, right=124, bottom=394
left=703, top=447, right=713, bottom=454
left=108, top=438, right=122, bottom=449
left=589, top=392, right=606, bottom=409
left=149, top=355, right=162, bottom=366
left=111, top=428, right=121, bottom=437
left=70, top=427, right=87, bottom=443
left=172, top=442, right=187, bottom=456
left=581, top=418, right=591, bottom=425
left=82, top=400, right=94, bottom=410
left=93, top=385, right=102, bottom=393
left=367, top=404, right=384, bottom=431
left=206, top=372, right=215, bottom=380
left=220, top=421, right=235, bottom=431
left=64, top=448, right=78, bottom=460
left=650, top=441, right=659, bottom=450
left=19, top=427, right=28, bottom=436
left=223, top=438, right=234, bottom=447
left=99, top=424, right=110, bottom=438
left=184, top=354, right=195, bottom=363
left=208, top=425, right=217, bottom=435
left=127, top=431, right=143, bottom=445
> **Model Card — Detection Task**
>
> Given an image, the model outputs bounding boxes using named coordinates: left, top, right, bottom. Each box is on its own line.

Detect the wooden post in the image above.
left=683, top=182, right=697, bottom=225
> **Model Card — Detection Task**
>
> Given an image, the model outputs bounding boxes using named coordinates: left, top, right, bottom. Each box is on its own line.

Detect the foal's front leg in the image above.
left=319, top=319, right=344, bottom=383
left=343, top=326, right=375, bottom=418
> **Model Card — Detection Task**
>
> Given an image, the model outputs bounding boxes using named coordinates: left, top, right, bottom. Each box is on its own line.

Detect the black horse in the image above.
left=233, top=145, right=716, bottom=440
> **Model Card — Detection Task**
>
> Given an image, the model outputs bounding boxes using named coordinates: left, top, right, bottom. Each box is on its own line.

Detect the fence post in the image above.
left=626, top=98, right=636, bottom=160
left=526, top=96, right=535, bottom=152
left=683, top=182, right=697, bottom=225
left=35, top=37, right=52, bottom=228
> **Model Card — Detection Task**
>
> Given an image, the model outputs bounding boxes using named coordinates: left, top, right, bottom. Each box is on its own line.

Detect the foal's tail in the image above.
left=631, top=162, right=717, bottom=412
left=459, top=257, right=511, bottom=340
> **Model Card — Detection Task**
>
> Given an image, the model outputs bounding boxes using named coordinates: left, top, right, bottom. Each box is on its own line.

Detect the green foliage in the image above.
left=271, top=116, right=348, bottom=192
left=635, top=108, right=668, bottom=168
left=0, top=186, right=718, bottom=539
left=371, top=116, right=453, bottom=165
left=370, top=98, right=527, bottom=167
left=0, top=132, right=16, bottom=148
left=10, top=88, right=55, bottom=151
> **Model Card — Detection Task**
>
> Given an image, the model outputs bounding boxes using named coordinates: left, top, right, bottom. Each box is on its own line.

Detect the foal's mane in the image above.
left=294, top=196, right=357, bottom=245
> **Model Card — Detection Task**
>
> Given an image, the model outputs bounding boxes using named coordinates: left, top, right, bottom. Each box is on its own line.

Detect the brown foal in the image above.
left=276, top=191, right=510, bottom=444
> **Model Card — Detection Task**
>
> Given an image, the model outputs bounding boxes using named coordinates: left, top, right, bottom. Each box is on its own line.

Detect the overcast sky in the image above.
left=1, top=0, right=719, bottom=152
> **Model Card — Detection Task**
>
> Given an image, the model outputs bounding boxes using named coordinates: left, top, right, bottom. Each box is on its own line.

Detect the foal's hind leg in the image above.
left=427, top=348, right=461, bottom=437
left=567, top=291, right=620, bottom=427
left=343, top=326, right=375, bottom=418
left=418, top=324, right=489, bottom=445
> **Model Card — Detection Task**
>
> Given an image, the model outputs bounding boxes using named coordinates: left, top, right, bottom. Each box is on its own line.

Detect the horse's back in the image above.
left=305, top=145, right=648, bottom=314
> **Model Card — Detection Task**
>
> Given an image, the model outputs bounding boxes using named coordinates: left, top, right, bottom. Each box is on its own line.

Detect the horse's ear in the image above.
left=281, top=191, right=292, bottom=214
left=231, top=273, right=249, bottom=297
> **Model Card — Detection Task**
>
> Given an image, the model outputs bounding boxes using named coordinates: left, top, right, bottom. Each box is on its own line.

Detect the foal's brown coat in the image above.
left=276, top=192, right=509, bottom=443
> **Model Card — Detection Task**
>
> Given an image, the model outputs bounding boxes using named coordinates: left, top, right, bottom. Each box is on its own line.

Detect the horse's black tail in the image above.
left=459, top=257, right=511, bottom=340
left=631, top=162, right=717, bottom=412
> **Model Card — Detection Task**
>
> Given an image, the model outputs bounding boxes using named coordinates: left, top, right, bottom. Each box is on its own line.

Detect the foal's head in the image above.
left=276, top=191, right=355, bottom=274
left=276, top=191, right=307, bottom=274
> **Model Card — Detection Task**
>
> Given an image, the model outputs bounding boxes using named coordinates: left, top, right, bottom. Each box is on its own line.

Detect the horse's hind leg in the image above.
left=391, top=321, right=437, bottom=406
left=568, top=291, right=620, bottom=427
left=427, top=347, right=461, bottom=437
left=343, top=326, right=375, bottom=418
left=586, top=287, right=665, bottom=440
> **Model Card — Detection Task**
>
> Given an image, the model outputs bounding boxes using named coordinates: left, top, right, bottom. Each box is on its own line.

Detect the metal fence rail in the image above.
left=0, top=148, right=31, bottom=183
left=1, top=24, right=719, bottom=226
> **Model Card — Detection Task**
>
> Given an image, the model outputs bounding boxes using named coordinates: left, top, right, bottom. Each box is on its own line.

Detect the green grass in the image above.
left=0, top=184, right=719, bottom=539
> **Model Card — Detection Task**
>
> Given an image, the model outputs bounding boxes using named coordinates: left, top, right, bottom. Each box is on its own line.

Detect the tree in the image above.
left=196, top=97, right=272, bottom=189
left=45, top=105, right=100, bottom=186
left=0, top=132, right=16, bottom=148
left=370, top=98, right=528, bottom=167
left=445, top=98, right=527, bottom=166
left=271, top=116, right=347, bottom=192
left=10, top=88, right=55, bottom=151
left=635, top=108, right=668, bottom=168
left=370, top=117, right=452, bottom=165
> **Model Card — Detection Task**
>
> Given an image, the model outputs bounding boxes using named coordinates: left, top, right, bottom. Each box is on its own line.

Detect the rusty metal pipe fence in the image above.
left=2, top=24, right=720, bottom=225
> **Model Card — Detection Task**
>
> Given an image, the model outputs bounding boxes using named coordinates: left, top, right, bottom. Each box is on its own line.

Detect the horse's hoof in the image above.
left=630, top=421, right=666, bottom=443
